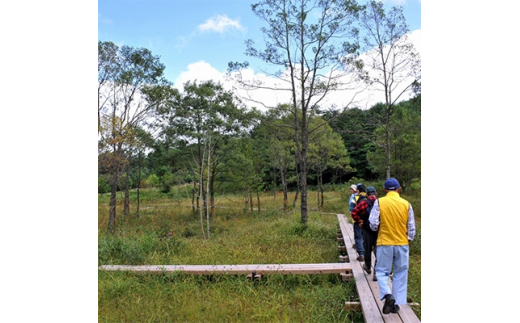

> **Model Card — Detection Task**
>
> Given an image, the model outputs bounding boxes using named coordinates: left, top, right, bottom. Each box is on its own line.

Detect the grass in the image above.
left=99, top=185, right=421, bottom=322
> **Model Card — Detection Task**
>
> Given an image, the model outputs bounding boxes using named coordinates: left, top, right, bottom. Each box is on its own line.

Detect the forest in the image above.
left=98, top=0, right=421, bottom=235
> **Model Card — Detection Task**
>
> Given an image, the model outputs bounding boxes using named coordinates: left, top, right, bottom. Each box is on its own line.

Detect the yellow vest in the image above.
left=377, top=191, right=410, bottom=246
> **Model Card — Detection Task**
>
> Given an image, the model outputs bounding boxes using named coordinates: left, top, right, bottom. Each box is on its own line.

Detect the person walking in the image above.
left=369, top=178, right=416, bottom=315
left=347, top=184, right=358, bottom=248
left=350, top=184, right=366, bottom=261
left=351, top=185, right=378, bottom=281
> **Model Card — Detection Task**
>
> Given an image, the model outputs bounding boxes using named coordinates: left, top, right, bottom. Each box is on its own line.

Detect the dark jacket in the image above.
left=351, top=194, right=377, bottom=231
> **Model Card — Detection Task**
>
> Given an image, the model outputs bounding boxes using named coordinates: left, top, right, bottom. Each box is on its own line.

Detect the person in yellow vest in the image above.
left=368, top=178, right=416, bottom=315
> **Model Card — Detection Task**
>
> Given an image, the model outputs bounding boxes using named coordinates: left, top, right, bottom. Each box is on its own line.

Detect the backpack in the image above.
left=359, top=196, right=377, bottom=231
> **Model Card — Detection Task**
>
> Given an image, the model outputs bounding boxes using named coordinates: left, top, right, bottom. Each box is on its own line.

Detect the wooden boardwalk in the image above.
left=337, top=213, right=420, bottom=323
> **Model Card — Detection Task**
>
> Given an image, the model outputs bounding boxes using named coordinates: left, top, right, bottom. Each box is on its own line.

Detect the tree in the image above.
left=367, top=95, right=420, bottom=191
left=228, top=0, right=363, bottom=224
left=98, top=41, right=172, bottom=234
left=98, top=41, right=119, bottom=134
left=219, top=136, right=266, bottom=213
left=357, top=0, right=421, bottom=178
left=160, top=80, right=256, bottom=239
left=324, top=105, right=383, bottom=180
left=307, top=117, right=351, bottom=208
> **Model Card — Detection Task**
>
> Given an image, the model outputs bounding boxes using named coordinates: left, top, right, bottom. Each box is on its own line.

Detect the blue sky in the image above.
left=99, top=0, right=421, bottom=108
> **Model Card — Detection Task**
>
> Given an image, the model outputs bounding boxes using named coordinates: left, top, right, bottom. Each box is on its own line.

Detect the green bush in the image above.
left=98, top=176, right=110, bottom=194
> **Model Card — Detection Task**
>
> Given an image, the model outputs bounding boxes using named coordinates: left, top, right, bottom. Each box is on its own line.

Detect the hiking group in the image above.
left=348, top=178, right=416, bottom=315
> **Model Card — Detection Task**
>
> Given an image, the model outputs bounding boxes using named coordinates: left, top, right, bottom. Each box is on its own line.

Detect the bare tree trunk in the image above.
left=280, top=169, right=288, bottom=211
left=210, top=166, right=216, bottom=218
left=206, top=139, right=211, bottom=239
left=124, top=171, right=130, bottom=217
left=199, top=159, right=206, bottom=240
left=385, top=107, right=391, bottom=179
left=293, top=159, right=300, bottom=206
left=250, top=191, right=253, bottom=212
left=136, top=151, right=141, bottom=218
left=257, top=191, right=261, bottom=213
left=299, top=116, right=309, bottom=224
left=192, top=181, right=196, bottom=215
left=273, top=167, right=277, bottom=199
left=319, top=172, right=325, bottom=210
left=108, top=172, right=118, bottom=234
left=108, top=144, right=122, bottom=234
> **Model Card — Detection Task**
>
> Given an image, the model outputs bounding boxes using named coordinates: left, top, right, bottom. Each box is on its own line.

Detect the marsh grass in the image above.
left=99, top=186, right=420, bottom=322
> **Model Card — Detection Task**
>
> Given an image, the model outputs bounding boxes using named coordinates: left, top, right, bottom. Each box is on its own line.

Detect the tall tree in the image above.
left=254, top=106, right=297, bottom=211
left=228, top=0, right=363, bottom=224
left=357, top=0, right=421, bottom=178
left=307, top=117, right=351, bottom=208
left=367, top=95, right=420, bottom=190
left=98, top=41, right=119, bottom=134
left=161, top=80, right=255, bottom=238
left=98, top=41, right=172, bottom=234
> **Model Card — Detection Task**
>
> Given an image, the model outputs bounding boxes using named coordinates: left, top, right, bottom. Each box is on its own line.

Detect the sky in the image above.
left=98, top=0, right=422, bottom=109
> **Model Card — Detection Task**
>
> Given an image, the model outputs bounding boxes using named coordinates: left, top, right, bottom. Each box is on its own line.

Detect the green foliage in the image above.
left=409, top=220, right=421, bottom=256
left=98, top=230, right=189, bottom=266
left=99, top=270, right=362, bottom=322
left=145, top=173, right=159, bottom=189
left=367, top=96, right=421, bottom=189
left=98, top=176, right=110, bottom=194
left=324, top=106, right=383, bottom=180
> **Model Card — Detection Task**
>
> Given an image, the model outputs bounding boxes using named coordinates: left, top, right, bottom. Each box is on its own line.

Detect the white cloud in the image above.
left=198, top=15, right=243, bottom=33
left=174, top=61, right=225, bottom=90
left=173, top=61, right=289, bottom=110
left=409, top=28, right=421, bottom=54
left=174, top=28, right=421, bottom=111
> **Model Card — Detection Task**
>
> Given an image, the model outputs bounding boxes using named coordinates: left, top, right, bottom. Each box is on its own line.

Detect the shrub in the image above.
left=98, top=176, right=111, bottom=194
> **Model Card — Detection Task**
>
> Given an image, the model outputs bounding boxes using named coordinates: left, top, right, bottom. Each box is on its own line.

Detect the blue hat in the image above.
left=384, top=178, right=400, bottom=190
left=367, top=186, right=376, bottom=195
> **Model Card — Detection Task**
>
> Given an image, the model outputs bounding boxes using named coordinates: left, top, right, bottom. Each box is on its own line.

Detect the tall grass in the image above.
left=99, top=185, right=421, bottom=322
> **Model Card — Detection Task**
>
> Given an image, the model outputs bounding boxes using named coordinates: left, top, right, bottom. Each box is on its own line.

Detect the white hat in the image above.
left=350, top=184, right=357, bottom=191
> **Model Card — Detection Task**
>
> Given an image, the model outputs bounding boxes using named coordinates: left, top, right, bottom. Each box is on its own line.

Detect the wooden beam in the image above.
left=338, top=255, right=349, bottom=263
left=344, top=302, right=362, bottom=311
left=99, top=263, right=353, bottom=275
left=340, top=272, right=353, bottom=281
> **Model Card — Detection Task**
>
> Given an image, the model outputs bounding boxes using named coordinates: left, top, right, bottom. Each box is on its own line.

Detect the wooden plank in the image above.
left=363, top=251, right=402, bottom=323
left=338, top=214, right=385, bottom=323
left=397, top=305, right=421, bottom=323
left=99, top=263, right=352, bottom=275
